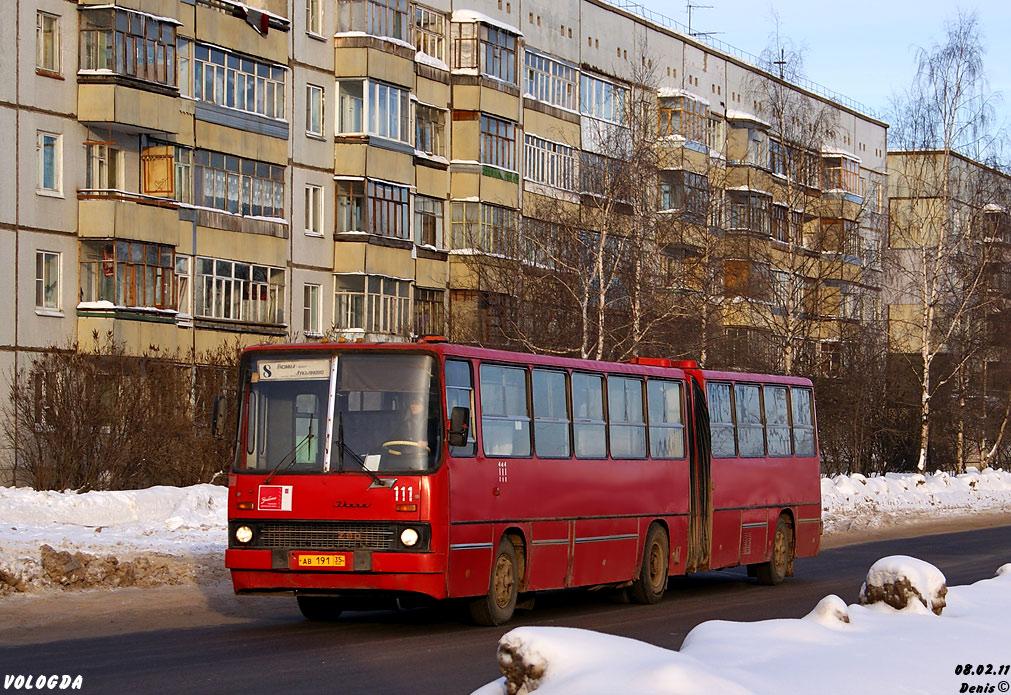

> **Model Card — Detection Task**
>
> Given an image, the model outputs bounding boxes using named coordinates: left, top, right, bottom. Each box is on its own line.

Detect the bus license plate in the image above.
left=291, top=553, right=351, bottom=570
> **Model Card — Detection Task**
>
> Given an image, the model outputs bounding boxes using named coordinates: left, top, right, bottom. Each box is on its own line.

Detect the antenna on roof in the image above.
left=773, top=47, right=787, bottom=79
left=686, top=1, right=713, bottom=37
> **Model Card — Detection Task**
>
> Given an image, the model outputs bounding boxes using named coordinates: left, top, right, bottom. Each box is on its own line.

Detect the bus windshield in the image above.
left=235, top=352, right=441, bottom=473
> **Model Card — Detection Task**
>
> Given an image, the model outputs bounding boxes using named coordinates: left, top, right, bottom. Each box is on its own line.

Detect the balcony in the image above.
left=78, top=83, right=180, bottom=134
left=77, top=191, right=182, bottom=247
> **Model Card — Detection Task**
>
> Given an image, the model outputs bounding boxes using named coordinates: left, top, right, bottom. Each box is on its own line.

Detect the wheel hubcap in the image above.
left=648, top=542, right=664, bottom=590
left=493, top=554, right=514, bottom=608
left=774, top=529, right=787, bottom=572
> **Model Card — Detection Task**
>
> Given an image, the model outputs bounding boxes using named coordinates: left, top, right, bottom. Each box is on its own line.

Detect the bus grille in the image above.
left=256, top=522, right=397, bottom=551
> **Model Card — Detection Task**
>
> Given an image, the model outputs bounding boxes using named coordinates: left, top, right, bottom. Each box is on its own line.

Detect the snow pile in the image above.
left=821, top=468, right=1011, bottom=534
left=474, top=558, right=1011, bottom=695
left=858, top=554, right=947, bottom=614
left=0, top=485, right=227, bottom=594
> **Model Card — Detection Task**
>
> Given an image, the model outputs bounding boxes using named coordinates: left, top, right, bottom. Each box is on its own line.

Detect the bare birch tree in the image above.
left=887, top=11, right=1001, bottom=471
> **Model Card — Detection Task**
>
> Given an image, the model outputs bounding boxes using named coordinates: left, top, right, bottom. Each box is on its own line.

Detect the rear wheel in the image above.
left=296, top=596, right=344, bottom=621
left=755, top=516, right=793, bottom=586
left=468, top=537, right=519, bottom=626
left=629, top=524, right=669, bottom=605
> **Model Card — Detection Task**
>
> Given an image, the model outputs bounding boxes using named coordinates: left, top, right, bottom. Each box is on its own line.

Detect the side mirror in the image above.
left=211, top=395, right=226, bottom=439
left=448, top=406, right=469, bottom=447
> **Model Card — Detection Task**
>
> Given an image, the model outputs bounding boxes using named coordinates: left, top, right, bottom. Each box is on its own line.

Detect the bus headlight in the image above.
left=400, top=528, right=420, bottom=547
left=235, top=525, right=254, bottom=544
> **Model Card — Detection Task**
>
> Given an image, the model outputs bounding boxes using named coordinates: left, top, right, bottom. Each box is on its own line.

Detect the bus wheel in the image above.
left=755, top=516, right=794, bottom=586
left=469, top=537, right=518, bottom=626
left=629, top=524, right=669, bottom=605
left=296, top=596, right=343, bottom=621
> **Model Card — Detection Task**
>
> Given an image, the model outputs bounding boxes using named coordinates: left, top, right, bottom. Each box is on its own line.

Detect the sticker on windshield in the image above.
left=255, top=358, right=330, bottom=382
left=258, top=485, right=293, bottom=511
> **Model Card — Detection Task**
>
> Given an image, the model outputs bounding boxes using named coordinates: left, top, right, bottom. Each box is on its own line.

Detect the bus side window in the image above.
left=707, top=382, right=735, bottom=458
left=791, top=387, right=816, bottom=456
left=480, top=364, right=531, bottom=457
left=445, top=359, right=476, bottom=456
left=734, top=383, right=765, bottom=457
left=572, top=372, right=606, bottom=459
left=647, top=380, right=685, bottom=459
left=532, top=368, right=571, bottom=458
left=764, top=385, right=791, bottom=456
left=608, top=376, right=646, bottom=459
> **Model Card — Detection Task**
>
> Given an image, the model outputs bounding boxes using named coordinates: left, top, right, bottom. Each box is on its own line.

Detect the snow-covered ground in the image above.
left=1, top=468, right=1011, bottom=593
left=472, top=559, right=1011, bottom=695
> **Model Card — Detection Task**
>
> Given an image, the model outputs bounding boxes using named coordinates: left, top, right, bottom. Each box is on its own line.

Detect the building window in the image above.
left=414, top=287, right=445, bottom=336
left=414, top=195, right=443, bottom=247
left=337, top=80, right=409, bottom=142
left=194, top=257, right=285, bottom=323
left=191, top=150, right=285, bottom=219
left=336, top=179, right=410, bottom=240
left=175, top=255, right=191, bottom=314
left=85, top=144, right=123, bottom=191
left=334, top=275, right=410, bottom=335
left=36, top=12, right=61, bottom=74
left=306, top=0, right=323, bottom=36
left=306, top=84, right=324, bottom=137
left=414, top=5, right=446, bottom=61
left=415, top=103, right=446, bottom=157
left=821, top=218, right=860, bottom=256
left=524, top=134, right=576, bottom=190
left=337, top=0, right=409, bottom=42
left=658, top=95, right=708, bottom=144
left=658, top=170, right=707, bottom=224
left=451, top=21, right=517, bottom=84
left=186, top=43, right=286, bottom=120
left=479, top=115, right=516, bottom=171
left=80, top=240, right=176, bottom=310
left=305, top=184, right=323, bottom=236
left=36, top=251, right=60, bottom=311
left=524, top=50, right=576, bottom=111
left=451, top=202, right=517, bottom=255
left=303, top=283, right=321, bottom=336
left=727, top=191, right=770, bottom=235
left=580, top=74, right=627, bottom=124
left=79, top=7, right=177, bottom=88
left=37, top=132, right=61, bottom=194
left=823, top=156, right=860, bottom=195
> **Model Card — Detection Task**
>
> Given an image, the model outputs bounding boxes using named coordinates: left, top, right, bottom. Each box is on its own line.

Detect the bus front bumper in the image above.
left=226, top=549, right=448, bottom=599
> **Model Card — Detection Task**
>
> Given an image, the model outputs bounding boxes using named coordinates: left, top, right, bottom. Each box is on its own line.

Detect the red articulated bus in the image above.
left=225, top=341, right=821, bottom=625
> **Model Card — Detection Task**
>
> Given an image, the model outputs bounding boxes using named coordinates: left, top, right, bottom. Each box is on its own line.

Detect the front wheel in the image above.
left=468, top=537, right=518, bottom=626
left=629, top=524, right=669, bottom=604
left=296, top=596, right=344, bottom=621
left=754, top=516, right=794, bottom=586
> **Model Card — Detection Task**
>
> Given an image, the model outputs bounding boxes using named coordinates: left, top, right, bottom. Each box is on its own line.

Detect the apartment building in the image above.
left=2, top=0, right=890, bottom=388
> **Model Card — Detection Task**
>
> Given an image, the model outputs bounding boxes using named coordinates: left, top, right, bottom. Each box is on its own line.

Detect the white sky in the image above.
left=636, top=0, right=1011, bottom=132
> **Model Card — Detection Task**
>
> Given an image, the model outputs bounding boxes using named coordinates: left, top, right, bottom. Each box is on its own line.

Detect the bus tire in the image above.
left=755, top=516, right=793, bottom=586
left=629, top=524, right=669, bottom=605
left=469, top=537, right=518, bottom=626
left=296, top=596, right=344, bottom=621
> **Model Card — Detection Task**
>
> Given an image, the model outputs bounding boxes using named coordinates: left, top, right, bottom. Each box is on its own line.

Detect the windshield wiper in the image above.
left=262, top=425, right=314, bottom=486
left=336, top=411, right=382, bottom=485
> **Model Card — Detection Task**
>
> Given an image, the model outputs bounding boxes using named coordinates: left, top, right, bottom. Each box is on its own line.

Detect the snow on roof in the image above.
left=657, top=88, right=710, bottom=106
left=821, top=146, right=861, bottom=162
left=79, top=5, right=182, bottom=25
left=451, top=10, right=523, bottom=36
left=335, top=31, right=416, bottom=52
left=725, top=109, right=772, bottom=128
left=211, top=0, right=290, bottom=26
left=415, top=51, right=449, bottom=71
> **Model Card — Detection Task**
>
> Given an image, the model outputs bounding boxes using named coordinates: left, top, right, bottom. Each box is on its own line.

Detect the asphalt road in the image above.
left=2, top=525, right=1009, bottom=695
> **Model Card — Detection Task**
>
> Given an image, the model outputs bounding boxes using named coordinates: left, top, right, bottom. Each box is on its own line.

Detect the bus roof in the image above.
left=240, top=341, right=813, bottom=386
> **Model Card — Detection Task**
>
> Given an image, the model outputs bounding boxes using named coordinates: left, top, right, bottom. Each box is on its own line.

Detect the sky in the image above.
left=635, top=0, right=1011, bottom=132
